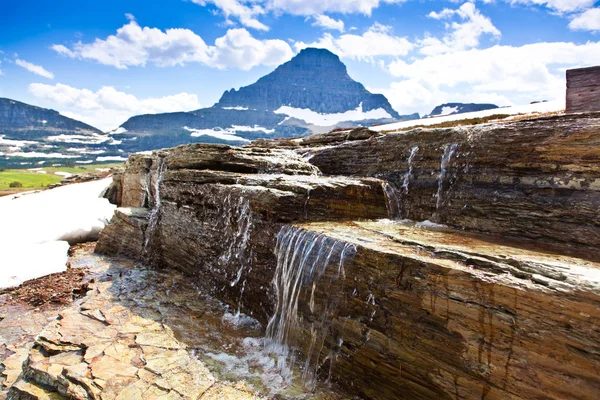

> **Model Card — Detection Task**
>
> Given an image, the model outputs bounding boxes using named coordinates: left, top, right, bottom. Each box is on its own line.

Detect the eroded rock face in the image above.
left=282, top=221, right=600, bottom=400
left=304, top=113, right=600, bottom=248
left=95, top=113, right=600, bottom=399
left=98, top=144, right=388, bottom=320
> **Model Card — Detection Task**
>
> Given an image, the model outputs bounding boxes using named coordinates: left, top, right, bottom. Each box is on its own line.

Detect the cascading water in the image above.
left=264, top=226, right=356, bottom=389
left=143, top=157, right=167, bottom=257
left=402, top=146, right=419, bottom=193
left=433, top=143, right=458, bottom=223
left=382, top=145, right=419, bottom=220
left=216, top=194, right=254, bottom=319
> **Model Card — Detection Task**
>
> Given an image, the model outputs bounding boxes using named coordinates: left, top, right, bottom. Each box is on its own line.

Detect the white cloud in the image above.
left=190, top=0, right=268, bottom=30
left=266, top=0, right=406, bottom=16
left=424, top=2, right=501, bottom=54
left=207, top=28, right=294, bottom=70
left=312, top=15, right=345, bottom=32
left=295, top=23, right=412, bottom=59
left=382, top=40, right=600, bottom=116
left=52, top=20, right=293, bottom=70
left=569, top=7, right=600, bottom=31
left=15, top=59, right=55, bottom=79
left=28, top=83, right=202, bottom=131
left=508, top=0, right=595, bottom=13
left=190, top=0, right=406, bottom=30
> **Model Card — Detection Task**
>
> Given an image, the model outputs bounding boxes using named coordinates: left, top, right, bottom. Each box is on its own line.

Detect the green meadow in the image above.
left=0, top=163, right=122, bottom=194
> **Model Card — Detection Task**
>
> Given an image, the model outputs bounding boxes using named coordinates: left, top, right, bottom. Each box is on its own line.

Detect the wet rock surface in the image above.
left=90, top=112, right=600, bottom=399
left=304, top=112, right=600, bottom=249
left=289, top=220, right=600, bottom=399
left=2, top=245, right=351, bottom=400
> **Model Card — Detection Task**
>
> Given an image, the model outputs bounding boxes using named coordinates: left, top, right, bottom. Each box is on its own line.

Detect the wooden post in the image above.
left=566, top=66, right=600, bottom=113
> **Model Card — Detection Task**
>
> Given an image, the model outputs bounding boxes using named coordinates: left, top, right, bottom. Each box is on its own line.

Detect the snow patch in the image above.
left=439, top=106, right=459, bottom=116
left=0, top=135, right=37, bottom=147
left=0, top=179, right=116, bottom=289
left=96, top=156, right=128, bottom=162
left=222, top=106, right=249, bottom=111
left=76, top=160, right=94, bottom=164
left=46, top=134, right=110, bottom=144
left=109, top=127, right=128, bottom=134
left=370, top=100, right=565, bottom=133
left=184, top=126, right=251, bottom=143
left=274, top=103, right=393, bottom=126
left=7, top=152, right=81, bottom=159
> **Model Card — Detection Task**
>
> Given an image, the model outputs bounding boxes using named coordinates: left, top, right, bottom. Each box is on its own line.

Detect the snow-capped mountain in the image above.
left=112, top=48, right=416, bottom=152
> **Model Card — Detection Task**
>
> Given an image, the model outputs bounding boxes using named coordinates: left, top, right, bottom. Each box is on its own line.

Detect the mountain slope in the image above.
left=217, top=48, right=400, bottom=118
left=0, top=98, right=123, bottom=168
left=114, top=48, right=411, bottom=151
left=0, top=98, right=102, bottom=138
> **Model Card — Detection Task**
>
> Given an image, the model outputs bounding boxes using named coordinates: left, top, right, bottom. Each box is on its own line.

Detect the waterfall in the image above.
left=382, top=182, right=403, bottom=220
left=402, top=146, right=419, bottom=193
left=264, top=226, right=356, bottom=388
left=143, top=157, right=167, bottom=254
left=220, top=196, right=253, bottom=287
left=433, top=143, right=458, bottom=222
left=382, top=145, right=419, bottom=220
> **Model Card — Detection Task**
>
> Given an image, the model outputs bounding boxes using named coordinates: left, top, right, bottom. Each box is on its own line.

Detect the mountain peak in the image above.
left=215, top=48, right=400, bottom=118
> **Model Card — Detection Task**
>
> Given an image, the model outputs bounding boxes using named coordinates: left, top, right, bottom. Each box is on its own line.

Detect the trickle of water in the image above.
left=143, top=157, right=167, bottom=255
left=402, top=146, right=419, bottom=193
left=382, top=146, right=420, bottom=220
left=221, top=196, right=253, bottom=287
left=264, top=226, right=357, bottom=389
left=382, top=182, right=403, bottom=220
left=433, top=143, right=458, bottom=223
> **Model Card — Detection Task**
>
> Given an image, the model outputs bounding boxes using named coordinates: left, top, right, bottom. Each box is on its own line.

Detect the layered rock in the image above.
left=276, top=221, right=600, bottom=400
left=305, top=113, right=600, bottom=249
left=95, top=112, right=600, bottom=399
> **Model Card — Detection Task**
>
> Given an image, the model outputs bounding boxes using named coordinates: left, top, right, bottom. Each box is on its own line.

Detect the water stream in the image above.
left=264, top=226, right=357, bottom=389
left=433, top=143, right=458, bottom=223
left=143, top=157, right=167, bottom=257
left=382, top=145, right=419, bottom=220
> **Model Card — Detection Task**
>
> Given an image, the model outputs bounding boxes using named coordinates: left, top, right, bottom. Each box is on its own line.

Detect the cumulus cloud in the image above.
left=508, top=0, right=595, bottom=13
left=424, top=2, right=501, bottom=54
left=28, top=83, right=202, bottom=131
left=190, top=0, right=405, bottom=30
left=15, top=59, right=55, bottom=79
left=295, top=23, right=412, bottom=60
left=569, top=7, right=600, bottom=32
left=381, top=40, right=600, bottom=116
left=312, top=15, right=345, bottom=32
left=190, top=0, right=268, bottom=31
left=52, top=20, right=293, bottom=70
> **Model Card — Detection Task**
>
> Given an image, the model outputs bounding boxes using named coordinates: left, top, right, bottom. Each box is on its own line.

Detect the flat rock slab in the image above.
left=4, top=246, right=352, bottom=400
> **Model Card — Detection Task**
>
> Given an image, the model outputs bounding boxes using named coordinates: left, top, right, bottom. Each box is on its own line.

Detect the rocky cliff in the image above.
left=216, top=48, right=400, bottom=117
left=89, top=112, right=600, bottom=399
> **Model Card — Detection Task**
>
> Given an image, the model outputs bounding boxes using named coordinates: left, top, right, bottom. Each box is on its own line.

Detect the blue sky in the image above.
left=1, top=0, right=599, bottom=130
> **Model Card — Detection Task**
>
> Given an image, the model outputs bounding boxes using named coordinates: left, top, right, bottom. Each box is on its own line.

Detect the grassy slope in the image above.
left=0, top=163, right=122, bottom=193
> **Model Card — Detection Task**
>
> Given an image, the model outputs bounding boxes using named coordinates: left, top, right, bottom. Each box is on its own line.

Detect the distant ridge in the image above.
left=426, top=103, right=499, bottom=117
left=0, top=97, right=102, bottom=139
